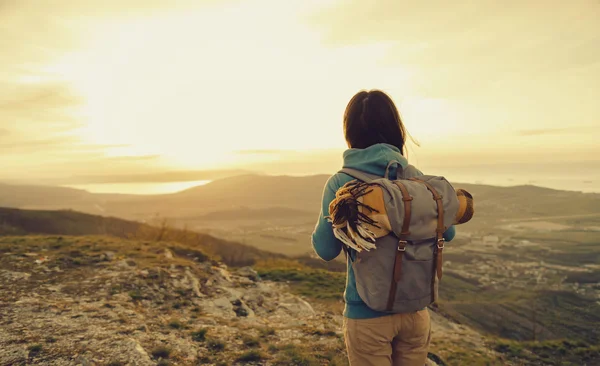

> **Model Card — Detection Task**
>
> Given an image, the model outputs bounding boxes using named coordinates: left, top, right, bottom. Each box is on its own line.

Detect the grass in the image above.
left=151, top=346, right=171, bottom=359
left=255, top=262, right=345, bottom=301
left=191, top=328, right=208, bottom=342
left=236, top=350, right=267, bottom=363
left=207, top=338, right=225, bottom=352
left=272, top=344, right=319, bottom=366
left=494, top=339, right=600, bottom=365
left=168, top=319, right=184, bottom=329
left=27, top=344, right=43, bottom=356
left=259, top=327, right=276, bottom=338
left=242, top=335, right=260, bottom=348
left=128, top=290, right=143, bottom=301
left=0, top=207, right=286, bottom=267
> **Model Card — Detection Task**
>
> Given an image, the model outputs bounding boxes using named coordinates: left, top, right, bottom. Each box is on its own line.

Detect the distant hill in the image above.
left=181, top=206, right=314, bottom=222
left=0, top=207, right=285, bottom=267
left=2, top=174, right=600, bottom=237
left=0, top=183, right=136, bottom=214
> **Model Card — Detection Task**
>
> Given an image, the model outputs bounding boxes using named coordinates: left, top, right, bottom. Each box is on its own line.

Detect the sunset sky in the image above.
left=1, top=0, right=599, bottom=189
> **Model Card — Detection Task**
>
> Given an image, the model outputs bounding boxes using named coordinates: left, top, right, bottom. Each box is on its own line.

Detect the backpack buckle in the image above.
left=398, top=240, right=407, bottom=252
left=437, top=238, right=445, bottom=249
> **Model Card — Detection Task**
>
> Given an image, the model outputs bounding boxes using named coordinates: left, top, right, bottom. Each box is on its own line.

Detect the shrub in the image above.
left=242, top=335, right=260, bottom=348
left=27, top=344, right=43, bottom=356
left=207, top=338, right=225, bottom=352
left=151, top=346, right=171, bottom=359
left=236, top=350, right=266, bottom=362
left=168, top=320, right=184, bottom=329
left=191, top=328, right=208, bottom=342
left=259, top=327, right=276, bottom=338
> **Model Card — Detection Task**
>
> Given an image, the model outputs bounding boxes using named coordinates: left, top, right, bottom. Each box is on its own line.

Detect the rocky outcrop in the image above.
left=0, top=236, right=347, bottom=365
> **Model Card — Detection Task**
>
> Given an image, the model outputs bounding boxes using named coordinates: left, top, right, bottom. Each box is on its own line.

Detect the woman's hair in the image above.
left=343, top=89, right=413, bottom=155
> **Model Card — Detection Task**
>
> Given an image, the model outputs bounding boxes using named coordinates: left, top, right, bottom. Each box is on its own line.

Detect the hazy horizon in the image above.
left=1, top=0, right=599, bottom=189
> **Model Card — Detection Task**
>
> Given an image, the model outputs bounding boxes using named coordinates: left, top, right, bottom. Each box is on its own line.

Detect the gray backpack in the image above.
left=337, top=163, right=461, bottom=313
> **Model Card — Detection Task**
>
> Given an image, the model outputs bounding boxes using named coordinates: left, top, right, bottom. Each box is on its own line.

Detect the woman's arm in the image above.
left=311, top=176, right=343, bottom=261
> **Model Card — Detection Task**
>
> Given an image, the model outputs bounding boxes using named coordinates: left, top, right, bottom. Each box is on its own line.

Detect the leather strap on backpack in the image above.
left=410, top=178, right=446, bottom=280
left=386, top=181, right=413, bottom=311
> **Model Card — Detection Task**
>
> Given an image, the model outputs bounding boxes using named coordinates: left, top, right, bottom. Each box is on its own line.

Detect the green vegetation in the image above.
left=128, top=290, right=143, bottom=301
left=27, top=344, right=43, bottom=356
left=191, top=328, right=208, bottom=342
left=270, top=343, right=348, bottom=366
left=242, top=335, right=261, bottom=348
left=564, top=271, right=600, bottom=284
left=0, top=207, right=285, bottom=267
left=236, top=350, right=267, bottom=362
left=259, top=327, right=276, bottom=338
left=437, top=288, right=600, bottom=345
left=168, top=320, right=184, bottom=329
left=207, top=338, right=225, bottom=352
left=255, top=259, right=345, bottom=301
left=151, top=346, right=171, bottom=359
left=494, top=339, right=600, bottom=365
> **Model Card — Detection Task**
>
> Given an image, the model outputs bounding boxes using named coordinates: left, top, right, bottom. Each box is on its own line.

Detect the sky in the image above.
left=1, top=0, right=599, bottom=189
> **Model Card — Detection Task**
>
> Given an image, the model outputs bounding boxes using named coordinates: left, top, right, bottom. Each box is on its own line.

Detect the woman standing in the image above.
left=311, top=89, right=456, bottom=366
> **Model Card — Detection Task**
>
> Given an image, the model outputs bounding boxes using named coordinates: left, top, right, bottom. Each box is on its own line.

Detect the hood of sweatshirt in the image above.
left=342, top=143, right=409, bottom=177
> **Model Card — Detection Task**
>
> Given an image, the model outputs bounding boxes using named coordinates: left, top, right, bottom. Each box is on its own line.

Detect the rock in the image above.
left=0, top=270, right=31, bottom=281
left=116, top=260, right=132, bottom=269
left=104, top=251, right=116, bottom=261
left=127, top=339, right=154, bottom=365
left=216, top=267, right=232, bottom=282
left=242, top=293, right=265, bottom=310
left=164, top=249, right=174, bottom=259
left=237, top=266, right=260, bottom=281
left=34, top=256, right=49, bottom=265
left=185, top=269, right=204, bottom=297
left=276, top=296, right=316, bottom=317
left=198, top=296, right=236, bottom=318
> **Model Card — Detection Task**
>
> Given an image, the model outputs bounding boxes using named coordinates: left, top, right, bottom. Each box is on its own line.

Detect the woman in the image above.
left=311, top=89, right=456, bottom=366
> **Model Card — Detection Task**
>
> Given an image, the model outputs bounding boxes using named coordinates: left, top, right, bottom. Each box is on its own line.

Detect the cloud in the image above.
left=517, top=126, right=598, bottom=136
left=235, top=149, right=290, bottom=155
left=307, top=1, right=600, bottom=98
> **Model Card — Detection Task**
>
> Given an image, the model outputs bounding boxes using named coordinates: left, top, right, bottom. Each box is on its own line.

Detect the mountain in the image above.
left=3, top=175, right=600, bottom=257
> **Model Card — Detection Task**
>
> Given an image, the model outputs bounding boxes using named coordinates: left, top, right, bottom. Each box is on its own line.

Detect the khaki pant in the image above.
left=343, top=308, right=431, bottom=366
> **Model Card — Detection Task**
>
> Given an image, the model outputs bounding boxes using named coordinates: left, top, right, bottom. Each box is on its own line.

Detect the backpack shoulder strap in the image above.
left=339, top=168, right=380, bottom=183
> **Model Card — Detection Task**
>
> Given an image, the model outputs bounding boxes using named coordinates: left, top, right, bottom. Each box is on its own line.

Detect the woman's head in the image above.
left=343, top=89, right=410, bottom=155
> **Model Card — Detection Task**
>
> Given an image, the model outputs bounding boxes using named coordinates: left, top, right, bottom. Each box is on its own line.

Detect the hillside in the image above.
left=0, top=235, right=350, bottom=365
left=2, top=235, right=597, bottom=366
left=0, top=207, right=287, bottom=268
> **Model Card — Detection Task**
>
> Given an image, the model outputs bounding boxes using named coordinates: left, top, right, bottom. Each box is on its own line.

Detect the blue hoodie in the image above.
left=311, top=143, right=456, bottom=319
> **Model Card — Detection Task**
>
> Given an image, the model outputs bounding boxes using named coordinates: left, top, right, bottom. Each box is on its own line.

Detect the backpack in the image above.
left=329, top=162, right=473, bottom=313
